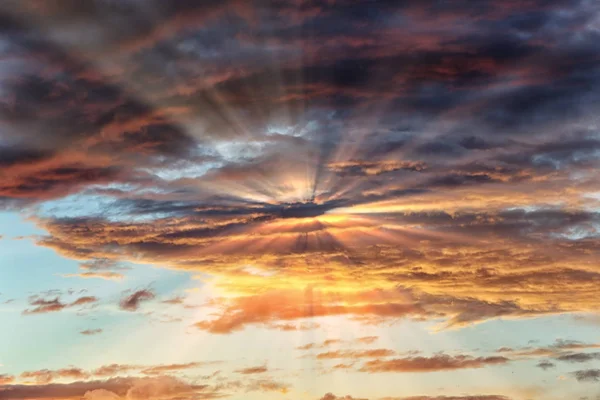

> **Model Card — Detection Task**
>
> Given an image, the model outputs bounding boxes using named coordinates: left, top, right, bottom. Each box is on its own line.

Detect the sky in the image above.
left=1, top=0, right=600, bottom=399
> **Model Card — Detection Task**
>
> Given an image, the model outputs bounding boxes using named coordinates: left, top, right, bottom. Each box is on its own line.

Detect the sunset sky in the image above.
left=1, top=1, right=600, bottom=399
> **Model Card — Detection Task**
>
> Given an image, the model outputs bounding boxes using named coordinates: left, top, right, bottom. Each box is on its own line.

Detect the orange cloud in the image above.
left=92, top=365, right=139, bottom=378
left=0, top=374, right=15, bottom=385
left=356, top=336, right=378, bottom=344
left=316, top=349, right=396, bottom=359
left=244, top=379, right=290, bottom=394
left=319, top=394, right=367, bottom=400
left=235, top=366, right=268, bottom=375
left=64, top=271, right=125, bottom=281
left=20, top=368, right=89, bottom=384
left=193, top=288, right=424, bottom=334
left=359, top=354, right=509, bottom=373
left=141, top=362, right=217, bottom=376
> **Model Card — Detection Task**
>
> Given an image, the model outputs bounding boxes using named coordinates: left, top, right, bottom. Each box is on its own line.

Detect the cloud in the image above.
left=319, top=394, right=367, bottom=400
left=0, top=1, right=599, bottom=399
left=121, top=376, right=199, bottom=400
left=20, top=368, right=89, bottom=384
left=71, top=296, right=99, bottom=306
left=0, top=379, right=130, bottom=400
left=64, top=272, right=125, bottom=281
left=22, top=297, right=67, bottom=315
left=332, top=363, right=355, bottom=370
left=316, top=349, right=396, bottom=360
left=83, top=389, right=121, bottom=400
left=267, top=322, right=320, bottom=331
left=536, top=361, right=555, bottom=370
left=23, top=295, right=98, bottom=315
left=497, top=339, right=600, bottom=359
left=0, top=374, right=15, bottom=385
left=0, top=2, right=600, bottom=389
left=161, top=296, right=185, bottom=305
left=80, top=329, right=103, bottom=336
left=235, top=366, right=268, bottom=375
left=359, top=354, right=509, bottom=373
left=0, top=375, right=215, bottom=400
left=389, top=397, right=512, bottom=400
left=30, top=203, right=600, bottom=333
left=65, top=259, right=131, bottom=281
left=244, top=379, right=290, bottom=393
left=87, top=362, right=220, bottom=379
left=297, top=339, right=345, bottom=350
left=356, top=336, right=379, bottom=345
left=92, top=365, right=140, bottom=378
left=191, top=285, right=553, bottom=334
left=555, top=352, right=600, bottom=363
left=119, top=290, right=156, bottom=312
left=327, top=161, right=427, bottom=176
left=192, top=288, right=427, bottom=334
left=140, top=362, right=216, bottom=376
left=320, top=395, right=512, bottom=400
left=572, top=369, right=600, bottom=382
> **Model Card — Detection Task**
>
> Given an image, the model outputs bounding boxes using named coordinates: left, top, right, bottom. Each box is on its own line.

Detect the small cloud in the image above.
left=359, top=354, right=509, bottom=373
left=319, top=393, right=367, bottom=400
left=63, top=272, right=125, bottom=281
left=572, top=369, right=600, bottom=382
left=317, top=349, right=396, bottom=360
left=536, top=360, right=555, bottom=370
left=22, top=297, right=67, bottom=315
left=70, top=296, right=99, bottom=306
left=556, top=352, right=600, bottom=363
left=355, top=336, right=378, bottom=345
left=92, top=364, right=139, bottom=377
left=162, top=296, right=185, bottom=305
left=119, top=289, right=155, bottom=312
left=297, top=339, right=344, bottom=351
left=235, top=366, right=268, bottom=375
left=141, top=362, right=213, bottom=375
left=245, top=379, right=289, bottom=393
left=80, top=329, right=103, bottom=336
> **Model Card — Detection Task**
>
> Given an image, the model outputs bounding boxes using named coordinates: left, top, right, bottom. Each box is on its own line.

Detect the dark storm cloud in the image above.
left=0, top=11, right=198, bottom=202
left=0, top=0, right=597, bottom=206
left=0, top=0, right=242, bottom=53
